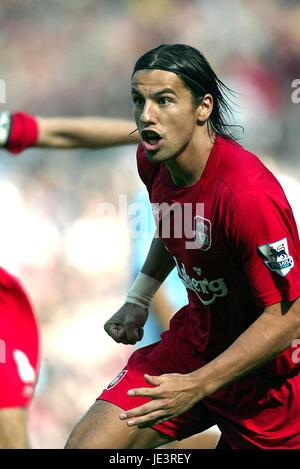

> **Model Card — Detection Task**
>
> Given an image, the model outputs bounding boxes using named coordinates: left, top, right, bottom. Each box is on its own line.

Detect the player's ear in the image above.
left=196, top=93, right=213, bottom=124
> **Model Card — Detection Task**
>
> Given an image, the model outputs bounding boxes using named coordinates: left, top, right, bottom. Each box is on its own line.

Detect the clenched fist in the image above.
left=104, top=302, right=149, bottom=345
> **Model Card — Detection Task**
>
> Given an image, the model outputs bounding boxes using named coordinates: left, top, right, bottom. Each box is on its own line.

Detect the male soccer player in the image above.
left=1, top=109, right=220, bottom=449
left=0, top=112, right=139, bottom=448
left=63, top=44, right=300, bottom=449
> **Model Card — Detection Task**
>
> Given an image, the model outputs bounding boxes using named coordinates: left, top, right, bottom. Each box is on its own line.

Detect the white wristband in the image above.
left=126, top=272, right=162, bottom=309
left=0, top=112, right=11, bottom=146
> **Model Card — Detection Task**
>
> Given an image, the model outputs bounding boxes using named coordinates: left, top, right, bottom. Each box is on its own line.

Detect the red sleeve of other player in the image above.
left=6, top=112, right=38, bottom=155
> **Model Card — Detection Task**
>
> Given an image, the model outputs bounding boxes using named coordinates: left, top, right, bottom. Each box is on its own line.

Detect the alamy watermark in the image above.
left=96, top=195, right=207, bottom=250
left=0, top=79, right=6, bottom=103
left=291, top=79, right=300, bottom=104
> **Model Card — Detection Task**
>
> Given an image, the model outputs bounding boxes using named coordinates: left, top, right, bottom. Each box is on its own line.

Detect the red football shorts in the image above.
left=98, top=306, right=300, bottom=448
left=0, top=268, right=39, bottom=408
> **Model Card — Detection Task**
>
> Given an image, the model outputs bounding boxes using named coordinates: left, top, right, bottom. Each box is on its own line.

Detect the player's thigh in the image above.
left=0, top=407, right=29, bottom=449
left=65, top=400, right=174, bottom=449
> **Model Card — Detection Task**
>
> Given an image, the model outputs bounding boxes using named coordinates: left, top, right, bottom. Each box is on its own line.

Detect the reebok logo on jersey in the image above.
left=258, top=237, right=294, bottom=277
left=106, top=370, right=128, bottom=390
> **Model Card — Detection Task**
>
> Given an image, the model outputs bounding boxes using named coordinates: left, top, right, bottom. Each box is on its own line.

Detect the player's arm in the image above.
left=104, top=236, right=175, bottom=345
left=37, top=116, right=139, bottom=148
left=119, top=298, right=300, bottom=427
left=140, top=236, right=176, bottom=282
left=0, top=111, right=139, bottom=154
left=190, top=299, right=300, bottom=394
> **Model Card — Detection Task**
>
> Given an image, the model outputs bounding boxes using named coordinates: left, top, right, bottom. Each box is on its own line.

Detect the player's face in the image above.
left=131, top=69, right=199, bottom=163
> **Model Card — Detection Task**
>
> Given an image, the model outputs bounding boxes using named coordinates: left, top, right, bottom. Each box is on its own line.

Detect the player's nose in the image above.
left=140, top=101, right=157, bottom=125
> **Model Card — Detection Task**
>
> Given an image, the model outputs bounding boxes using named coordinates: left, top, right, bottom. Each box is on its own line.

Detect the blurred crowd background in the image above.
left=0, top=0, right=299, bottom=448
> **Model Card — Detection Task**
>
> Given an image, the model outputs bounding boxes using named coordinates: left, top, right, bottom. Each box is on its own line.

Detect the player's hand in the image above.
left=119, top=372, right=202, bottom=427
left=104, top=302, right=149, bottom=345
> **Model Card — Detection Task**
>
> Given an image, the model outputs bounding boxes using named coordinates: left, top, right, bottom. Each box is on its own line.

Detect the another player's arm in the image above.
left=119, top=298, right=300, bottom=426
left=104, top=236, right=175, bottom=345
left=0, top=111, right=139, bottom=154
left=37, top=116, right=139, bottom=148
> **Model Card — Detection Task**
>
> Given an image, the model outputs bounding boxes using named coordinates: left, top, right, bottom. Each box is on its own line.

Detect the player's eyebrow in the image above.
left=131, top=87, right=178, bottom=97
left=131, top=87, right=141, bottom=96
left=154, top=88, right=178, bottom=96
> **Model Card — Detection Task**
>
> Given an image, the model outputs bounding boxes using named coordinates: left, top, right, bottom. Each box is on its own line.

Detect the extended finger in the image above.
left=137, top=414, right=171, bottom=429
left=127, top=386, right=160, bottom=398
left=143, top=374, right=161, bottom=386
left=120, top=399, right=162, bottom=422
left=127, top=409, right=170, bottom=427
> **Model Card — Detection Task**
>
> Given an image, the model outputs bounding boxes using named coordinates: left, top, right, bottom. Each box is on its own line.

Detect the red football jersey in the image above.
left=0, top=268, right=39, bottom=408
left=137, top=135, right=300, bottom=376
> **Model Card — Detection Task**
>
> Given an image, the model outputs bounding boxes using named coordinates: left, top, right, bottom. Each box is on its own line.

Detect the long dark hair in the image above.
left=132, top=44, right=242, bottom=140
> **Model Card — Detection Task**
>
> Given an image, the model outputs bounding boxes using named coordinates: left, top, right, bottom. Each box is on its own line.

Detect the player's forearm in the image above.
left=126, top=237, right=176, bottom=310
left=0, top=112, right=139, bottom=154
left=192, top=300, right=300, bottom=399
left=141, top=236, right=175, bottom=283
left=37, top=117, right=139, bottom=148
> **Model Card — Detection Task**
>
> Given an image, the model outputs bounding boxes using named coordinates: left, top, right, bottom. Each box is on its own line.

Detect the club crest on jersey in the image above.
left=151, top=203, right=161, bottom=221
left=194, top=216, right=212, bottom=250
left=106, top=370, right=128, bottom=390
left=258, top=237, right=294, bottom=277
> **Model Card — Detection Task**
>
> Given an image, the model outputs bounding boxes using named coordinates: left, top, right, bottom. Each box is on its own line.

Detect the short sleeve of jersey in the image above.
left=228, top=186, right=300, bottom=308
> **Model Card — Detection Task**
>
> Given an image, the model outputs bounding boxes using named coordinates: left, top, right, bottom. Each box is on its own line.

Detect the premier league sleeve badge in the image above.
left=258, top=237, right=294, bottom=277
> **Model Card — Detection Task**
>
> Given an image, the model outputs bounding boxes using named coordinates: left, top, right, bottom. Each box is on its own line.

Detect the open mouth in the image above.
left=141, top=129, right=163, bottom=151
